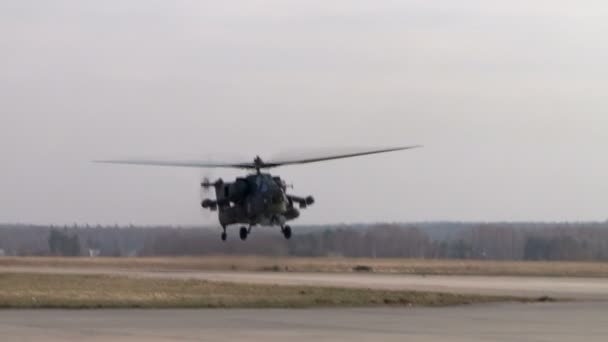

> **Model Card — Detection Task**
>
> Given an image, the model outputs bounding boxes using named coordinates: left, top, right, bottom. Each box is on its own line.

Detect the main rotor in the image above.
left=253, top=156, right=264, bottom=173
left=94, top=145, right=422, bottom=171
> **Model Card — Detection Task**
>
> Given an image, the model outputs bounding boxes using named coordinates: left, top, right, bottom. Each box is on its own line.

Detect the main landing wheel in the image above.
left=282, top=225, right=292, bottom=240
left=239, top=226, right=248, bottom=241
left=221, top=232, right=227, bottom=241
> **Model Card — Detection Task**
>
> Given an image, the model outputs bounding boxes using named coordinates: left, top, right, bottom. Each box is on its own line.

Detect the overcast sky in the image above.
left=1, top=1, right=607, bottom=226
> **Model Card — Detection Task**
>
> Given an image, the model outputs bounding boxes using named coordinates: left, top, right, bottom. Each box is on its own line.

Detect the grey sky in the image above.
left=1, top=1, right=607, bottom=225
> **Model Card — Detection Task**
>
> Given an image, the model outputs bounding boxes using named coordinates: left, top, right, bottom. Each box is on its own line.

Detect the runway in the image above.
left=4, top=266, right=608, bottom=300
left=3, top=266, right=608, bottom=340
left=2, top=302, right=607, bottom=342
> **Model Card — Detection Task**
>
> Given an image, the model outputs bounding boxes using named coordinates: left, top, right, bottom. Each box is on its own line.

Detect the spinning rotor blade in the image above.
left=263, top=145, right=422, bottom=168
left=94, top=159, right=257, bottom=169
left=94, top=145, right=421, bottom=170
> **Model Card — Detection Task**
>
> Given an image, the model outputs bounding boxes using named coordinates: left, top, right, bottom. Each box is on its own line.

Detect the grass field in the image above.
left=0, top=273, right=527, bottom=309
left=1, top=256, right=608, bottom=277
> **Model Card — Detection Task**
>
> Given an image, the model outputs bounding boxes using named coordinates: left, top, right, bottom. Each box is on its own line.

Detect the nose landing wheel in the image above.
left=221, top=226, right=227, bottom=241
left=282, top=225, right=292, bottom=240
left=239, top=226, right=249, bottom=241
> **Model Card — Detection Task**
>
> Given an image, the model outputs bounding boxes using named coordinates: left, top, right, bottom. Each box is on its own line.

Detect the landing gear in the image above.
left=221, top=226, right=227, bottom=241
left=239, top=226, right=249, bottom=241
left=282, top=225, right=292, bottom=240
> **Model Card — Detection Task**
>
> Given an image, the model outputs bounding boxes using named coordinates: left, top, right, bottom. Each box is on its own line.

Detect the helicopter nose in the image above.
left=271, top=190, right=285, bottom=205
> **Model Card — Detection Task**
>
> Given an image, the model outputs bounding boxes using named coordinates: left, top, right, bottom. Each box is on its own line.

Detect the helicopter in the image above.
left=96, top=146, right=421, bottom=241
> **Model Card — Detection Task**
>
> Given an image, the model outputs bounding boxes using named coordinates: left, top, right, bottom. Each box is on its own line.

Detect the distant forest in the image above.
left=1, top=222, right=608, bottom=261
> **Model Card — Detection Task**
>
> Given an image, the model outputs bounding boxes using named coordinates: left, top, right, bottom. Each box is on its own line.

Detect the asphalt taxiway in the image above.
left=3, top=266, right=608, bottom=341
left=1, top=302, right=607, bottom=342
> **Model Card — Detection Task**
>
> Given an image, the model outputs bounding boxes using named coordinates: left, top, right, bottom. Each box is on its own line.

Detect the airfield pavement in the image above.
left=2, top=303, right=608, bottom=341
left=2, top=266, right=608, bottom=341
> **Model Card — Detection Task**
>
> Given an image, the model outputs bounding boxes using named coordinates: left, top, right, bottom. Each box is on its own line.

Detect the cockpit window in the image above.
left=255, top=174, right=272, bottom=193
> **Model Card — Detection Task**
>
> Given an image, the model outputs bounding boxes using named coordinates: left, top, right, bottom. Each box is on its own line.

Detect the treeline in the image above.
left=1, top=222, right=608, bottom=261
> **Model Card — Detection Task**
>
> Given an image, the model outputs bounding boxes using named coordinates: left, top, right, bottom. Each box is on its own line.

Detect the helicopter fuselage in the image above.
left=202, top=173, right=313, bottom=230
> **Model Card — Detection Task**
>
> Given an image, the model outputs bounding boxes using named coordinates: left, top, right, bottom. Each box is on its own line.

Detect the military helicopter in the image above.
left=96, top=146, right=420, bottom=241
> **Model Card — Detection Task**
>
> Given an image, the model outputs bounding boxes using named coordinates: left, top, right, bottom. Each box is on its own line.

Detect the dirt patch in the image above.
left=1, top=256, right=608, bottom=278
left=0, top=272, right=532, bottom=309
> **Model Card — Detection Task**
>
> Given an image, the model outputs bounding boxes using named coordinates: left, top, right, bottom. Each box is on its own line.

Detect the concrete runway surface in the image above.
left=1, top=302, right=607, bottom=342
left=3, top=267, right=608, bottom=341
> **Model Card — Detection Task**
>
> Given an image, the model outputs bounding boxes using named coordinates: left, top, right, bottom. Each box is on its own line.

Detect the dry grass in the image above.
left=1, top=256, right=608, bottom=277
left=0, top=273, right=522, bottom=309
